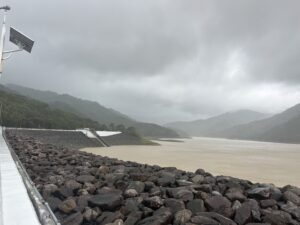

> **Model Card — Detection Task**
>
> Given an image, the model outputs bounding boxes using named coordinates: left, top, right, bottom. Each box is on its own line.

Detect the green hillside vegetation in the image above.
left=0, top=89, right=102, bottom=129
left=7, top=84, right=180, bottom=138
left=0, top=86, right=157, bottom=145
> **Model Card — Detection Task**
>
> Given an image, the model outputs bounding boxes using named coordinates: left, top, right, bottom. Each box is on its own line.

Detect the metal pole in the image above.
left=0, top=9, right=6, bottom=75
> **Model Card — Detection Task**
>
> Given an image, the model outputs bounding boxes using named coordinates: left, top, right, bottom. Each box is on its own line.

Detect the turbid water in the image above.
left=82, top=137, right=300, bottom=187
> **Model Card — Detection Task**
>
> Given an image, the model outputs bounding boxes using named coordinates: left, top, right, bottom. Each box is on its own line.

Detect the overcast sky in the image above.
left=2, top=0, right=300, bottom=124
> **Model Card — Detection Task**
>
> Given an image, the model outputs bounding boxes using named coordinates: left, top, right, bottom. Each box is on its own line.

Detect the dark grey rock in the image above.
left=76, top=195, right=91, bottom=212
left=225, top=188, right=246, bottom=202
left=174, top=209, right=192, bottom=225
left=247, top=187, right=270, bottom=199
left=97, top=211, right=124, bottom=225
left=205, top=196, right=233, bottom=218
left=283, top=191, right=300, bottom=206
left=53, top=186, right=74, bottom=199
left=167, top=187, right=194, bottom=201
left=186, top=199, right=206, bottom=215
left=127, top=181, right=145, bottom=193
left=46, top=196, right=62, bottom=211
left=191, top=216, right=219, bottom=225
left=89, top=193, right=123, bottom=210
left=245, top=224, right=271, bottom=225
left=76, top=175, right=95, bottom=183
left=164, top=198, right=185, bottom=213
left=65, top=179, right=82, bottom=191
left=138, top=207, right=173, bottom=225
left=123, top=199, right=139, bottom=215
left=282, top=185, right=300, bottom=196
left=62, top=212, right=83, bottom=225
left=58, top=198, right=77, bottom=214
left=280, top=201, right=300, bottom=221
left=260, top=199, right=277, bottom=208
left=262, top=210, right=297, bottom=225
left=196, top=212, right=237, bottom=225
left=232, top=200, right=242, bottom=212
left=42, top=184, right=58, bottom=198
left=124, top=211, right=143, bottom=225
left=124, top=188, right=139, bottom=198
left=177, top=180, right=194, bottom=186
left=143, top=196, right=164, bottom=209
left=82, top=207, right=100, bottom=221
left=192, top=175, right=205, bottom=184
left=157, top=177, right=175, bottom=187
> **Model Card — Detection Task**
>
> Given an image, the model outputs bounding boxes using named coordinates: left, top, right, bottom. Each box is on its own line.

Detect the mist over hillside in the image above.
left=216, top=103, right=300, bottom=143
left=167, top=104, right=300, bottom=144
left=166, top=110, right=270, bottom=136
left=7, top=84, right=180, bottom=138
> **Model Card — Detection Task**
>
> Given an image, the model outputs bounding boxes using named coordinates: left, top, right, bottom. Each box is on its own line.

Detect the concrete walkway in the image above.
left=0, top=129, right=40, bottom=225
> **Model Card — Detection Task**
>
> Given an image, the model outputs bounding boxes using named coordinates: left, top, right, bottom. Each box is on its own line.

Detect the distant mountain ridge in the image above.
left=216, top=103, right=300, bottom=143
left=167, top=104, right=300, bottom=144
left=7, top=84, right=179, bottom=138
left=166, top=110, right=270, bottom=137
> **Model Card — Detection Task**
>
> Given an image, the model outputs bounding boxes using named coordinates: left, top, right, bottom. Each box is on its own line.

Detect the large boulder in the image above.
left=62, top=212, right=83, bottom=225
left=262, top=210, right=297, bottom=225
left=137, top=207, right=173, bottom=225
left=196, top=212, right=237, bottom=225
left=186, top=199, right=206, bottom=215
left=192, top=175, right=205, bottom=184
left=42, top=184, right=58, bottom=198
left=234, top=199, right=260, bottom=225
left=97, top=211, right=124, bottom=225
left=283, top=191, right=300, bottom=206
left=225, top=188, right=246, bottom=202
left=127, top=181, right=145, bottom=193
left=174, top=209, right=192, bottom=225
left=247, top=187, right=270, bottom=199
left=167, top=187, right=194, bottom=201
left=164, top=198, right=185, bottom=213
left=280, top=201, right=300, bottom=221
left=143, top=196, right=164, bottom=209
left=191, top=216, right=219, bottom=225
left=205, top=196, right=233, bottom=218
left=58, top=198, right=77, bottom=214
left=65, top=179, right=82, bottom=191
left=89, top=193, right=123, bottom=210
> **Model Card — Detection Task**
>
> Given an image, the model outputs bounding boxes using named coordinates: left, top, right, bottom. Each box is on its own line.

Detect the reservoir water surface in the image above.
left=82, top=137, right=300, bottom=187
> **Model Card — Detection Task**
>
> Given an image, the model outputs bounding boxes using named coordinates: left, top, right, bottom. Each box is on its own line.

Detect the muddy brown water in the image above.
left=82, top=137, right=300, bottom=187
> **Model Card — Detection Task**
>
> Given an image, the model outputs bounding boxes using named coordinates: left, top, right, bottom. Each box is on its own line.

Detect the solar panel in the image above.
left=9, top=27, right=34, bottom=53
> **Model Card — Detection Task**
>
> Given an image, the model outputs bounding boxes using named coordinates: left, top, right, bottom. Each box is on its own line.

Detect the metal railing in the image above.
left=2, top=127, right=61, bottom=225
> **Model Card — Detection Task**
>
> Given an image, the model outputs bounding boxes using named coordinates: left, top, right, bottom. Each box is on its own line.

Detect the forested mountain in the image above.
left=7, top=84, right=179, bottom=138
left=0, top=86, right=101, bottom=129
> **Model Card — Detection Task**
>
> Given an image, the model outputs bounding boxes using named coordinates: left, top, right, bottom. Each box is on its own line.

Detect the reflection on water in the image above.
left=82, top=137, right=300, bottom=187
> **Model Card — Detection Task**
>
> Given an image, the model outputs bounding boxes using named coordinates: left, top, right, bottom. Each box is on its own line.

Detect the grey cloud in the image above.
left=2, top=0, right=300, bottom=123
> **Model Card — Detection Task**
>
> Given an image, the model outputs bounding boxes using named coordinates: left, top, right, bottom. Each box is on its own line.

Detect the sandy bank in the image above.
left=82, top=137, right=300, bottom=187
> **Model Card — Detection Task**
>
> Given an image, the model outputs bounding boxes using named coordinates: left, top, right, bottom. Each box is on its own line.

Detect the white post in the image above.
left=0, top=10, right=6, bottom=75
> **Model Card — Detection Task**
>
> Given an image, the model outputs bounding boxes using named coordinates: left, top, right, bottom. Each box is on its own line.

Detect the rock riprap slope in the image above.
left=5, top=133, right=300, bottom=225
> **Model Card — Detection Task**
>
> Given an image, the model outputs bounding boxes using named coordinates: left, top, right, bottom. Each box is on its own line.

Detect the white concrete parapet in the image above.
left=0, top=129, right=41, bottom=225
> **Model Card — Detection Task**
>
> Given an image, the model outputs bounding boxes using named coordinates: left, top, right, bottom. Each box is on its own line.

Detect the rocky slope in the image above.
left=5, top=131, right=300, bottom=225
